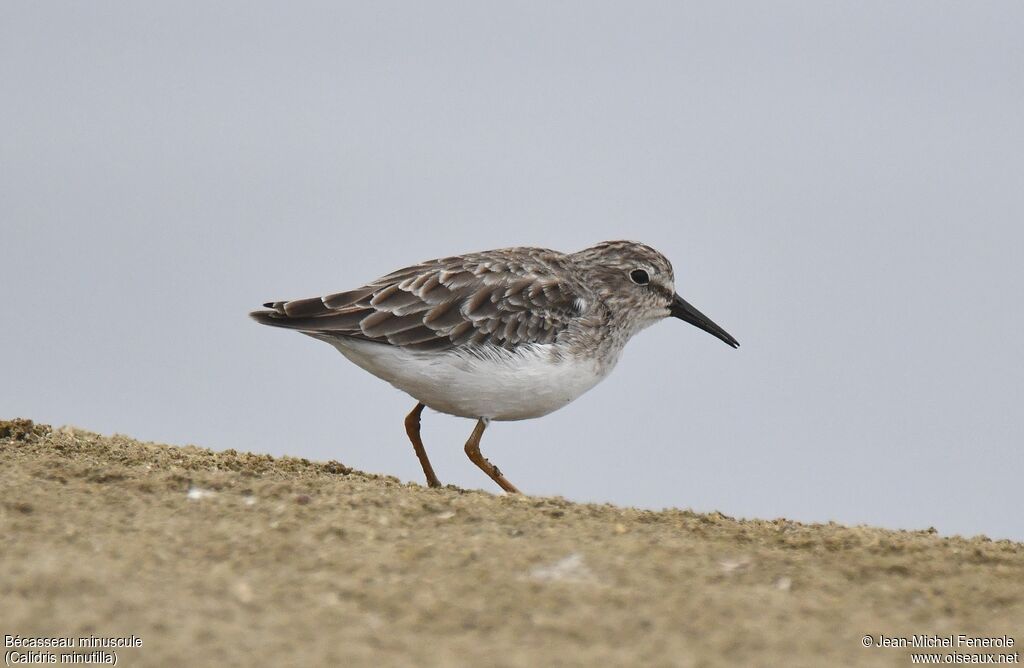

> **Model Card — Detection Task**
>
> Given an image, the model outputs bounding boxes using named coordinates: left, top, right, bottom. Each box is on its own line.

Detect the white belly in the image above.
left=324, top=338, right=612, bottom=421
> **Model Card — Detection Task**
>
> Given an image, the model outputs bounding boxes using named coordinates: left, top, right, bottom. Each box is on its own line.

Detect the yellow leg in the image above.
left=464, top=418, right=520, bottom=494
left=404, top=403, right=442, bottom=488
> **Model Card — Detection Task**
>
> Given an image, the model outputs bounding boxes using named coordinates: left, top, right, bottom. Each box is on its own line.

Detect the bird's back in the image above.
left=250, top=246, right=592, bottom=353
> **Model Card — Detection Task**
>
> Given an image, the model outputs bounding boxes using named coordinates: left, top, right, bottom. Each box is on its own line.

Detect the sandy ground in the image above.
left=1, top=418, right=1021, bottom=667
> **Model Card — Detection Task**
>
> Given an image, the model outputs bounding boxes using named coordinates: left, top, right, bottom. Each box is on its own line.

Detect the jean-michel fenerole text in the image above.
left=872, top=634, right=1014, bottom=649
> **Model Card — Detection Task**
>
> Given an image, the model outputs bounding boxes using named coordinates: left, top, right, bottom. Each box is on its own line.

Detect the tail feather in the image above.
left=249, top=308, right=293, bottom=329
left=249, top=300, right=373, bottom=333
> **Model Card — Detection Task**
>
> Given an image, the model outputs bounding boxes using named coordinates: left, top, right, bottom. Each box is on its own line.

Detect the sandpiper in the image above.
left=251, top=240, right=738, bottom=493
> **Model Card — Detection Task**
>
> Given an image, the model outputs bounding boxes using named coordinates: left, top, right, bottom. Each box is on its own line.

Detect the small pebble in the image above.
left=187, top=487, right=215, bottom=501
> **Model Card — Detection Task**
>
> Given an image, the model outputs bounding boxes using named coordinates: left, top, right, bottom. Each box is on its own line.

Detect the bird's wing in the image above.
left=250, top=251, right=586, bottom=352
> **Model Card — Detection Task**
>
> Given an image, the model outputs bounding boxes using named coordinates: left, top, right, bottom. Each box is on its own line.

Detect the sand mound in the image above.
left=2, top=419, right=1021, bottom=667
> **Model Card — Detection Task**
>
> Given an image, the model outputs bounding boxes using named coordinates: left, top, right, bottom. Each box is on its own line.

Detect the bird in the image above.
left=250, top=240, right=738, bottom=494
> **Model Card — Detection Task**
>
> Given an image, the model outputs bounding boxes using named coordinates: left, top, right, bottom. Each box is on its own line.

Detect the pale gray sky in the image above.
left=3, top=2, right=1022, bottom=540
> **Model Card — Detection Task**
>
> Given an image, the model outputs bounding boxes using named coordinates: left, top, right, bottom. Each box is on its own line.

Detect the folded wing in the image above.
left=250, top=252, right=585, bottom=352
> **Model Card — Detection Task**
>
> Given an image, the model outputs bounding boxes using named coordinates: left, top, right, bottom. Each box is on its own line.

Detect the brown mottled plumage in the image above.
left=253, top=246, right=584, bottom=352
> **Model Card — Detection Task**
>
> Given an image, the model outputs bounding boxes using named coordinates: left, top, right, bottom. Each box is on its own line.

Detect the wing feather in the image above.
left=250, top=249, right=587, bottom=352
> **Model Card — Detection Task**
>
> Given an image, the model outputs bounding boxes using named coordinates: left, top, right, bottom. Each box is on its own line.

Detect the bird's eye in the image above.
left=629, top=269, right=650, bottom=285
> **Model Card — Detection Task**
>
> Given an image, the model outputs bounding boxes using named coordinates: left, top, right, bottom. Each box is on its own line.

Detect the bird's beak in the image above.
left=670, top=294, right=740, bottom=348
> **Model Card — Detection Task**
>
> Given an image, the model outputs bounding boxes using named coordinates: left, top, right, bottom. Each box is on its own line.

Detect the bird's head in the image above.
left=572, top=240, right=739, bottom=348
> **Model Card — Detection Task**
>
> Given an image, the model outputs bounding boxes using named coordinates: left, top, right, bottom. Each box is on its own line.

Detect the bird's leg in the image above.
left=464, top=418, right=521, bottom=494
left=404, top=402, right=442, bottom=488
